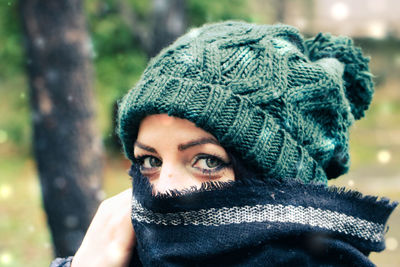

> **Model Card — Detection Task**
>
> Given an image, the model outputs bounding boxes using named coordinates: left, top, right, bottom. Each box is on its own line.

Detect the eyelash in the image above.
left=133, top=154, right=230, bottom=174
left=134, top=155, right=159, bottom=170
left=192, top=154, right=230, bottom=173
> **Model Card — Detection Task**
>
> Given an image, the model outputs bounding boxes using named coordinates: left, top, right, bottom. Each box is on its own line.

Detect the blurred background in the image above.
left=0, top=0, right=399, bottom=266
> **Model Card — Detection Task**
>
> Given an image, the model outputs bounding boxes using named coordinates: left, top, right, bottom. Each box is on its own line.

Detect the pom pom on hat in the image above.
left=305, top=33, right=374, bottom=120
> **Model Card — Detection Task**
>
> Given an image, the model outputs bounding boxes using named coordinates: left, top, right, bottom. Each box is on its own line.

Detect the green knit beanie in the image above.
left=118, top=21, right=374, bottom=185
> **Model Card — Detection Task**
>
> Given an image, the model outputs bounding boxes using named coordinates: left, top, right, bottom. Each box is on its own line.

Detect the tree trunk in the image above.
left=150, top=0, right=187, bottom=57
left=118, top=0, right=187, bottom=58
left=19, top=0, right=103, bottom=257
left=275, top=0, right=286, bottom=23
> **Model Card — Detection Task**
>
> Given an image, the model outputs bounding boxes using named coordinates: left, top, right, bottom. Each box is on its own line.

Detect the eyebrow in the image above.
left=178, top=137, right=220, bottom=151
left=134, top=141, right=157, bottom=153
left=134, top=137, right=220, bottom=153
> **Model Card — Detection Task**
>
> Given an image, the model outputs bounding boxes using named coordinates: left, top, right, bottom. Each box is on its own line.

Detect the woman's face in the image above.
left=134, top=114, right=235, bottom=193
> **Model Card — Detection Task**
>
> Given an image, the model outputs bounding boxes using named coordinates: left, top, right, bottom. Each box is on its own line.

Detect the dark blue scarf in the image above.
left=128, top=164, right=397, bottom=266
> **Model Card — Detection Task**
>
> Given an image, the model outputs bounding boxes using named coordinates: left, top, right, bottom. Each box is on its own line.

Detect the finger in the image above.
left=110, top=188, right=136, bottom=248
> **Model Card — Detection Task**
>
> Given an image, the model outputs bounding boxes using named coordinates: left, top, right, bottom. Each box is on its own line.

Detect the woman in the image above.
left=51, top=21, right=397, bottom=266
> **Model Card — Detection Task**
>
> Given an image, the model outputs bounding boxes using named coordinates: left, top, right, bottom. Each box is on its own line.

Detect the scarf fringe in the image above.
left=128, top=163, right=398, bottom=215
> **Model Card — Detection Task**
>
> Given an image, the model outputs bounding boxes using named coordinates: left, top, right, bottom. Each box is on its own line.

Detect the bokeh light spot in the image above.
left=0, top=252, right=12, bottom=264
left=0, top=130, right=8, bottom=144
left=330, top=2, right=349, bottom=21
left=64, top=215, right=79, bottom=229
left=34, top=37, right=45, bottom=49
left=53, top=177, right=67, bottom=189
left=395, top=54, right=400, bottom=67
left=96, top=190, right=106, bottom=201
left=386, top=237, right=398, bottom=251
left=368, top=21, right=386, bottom=39
left=377, top=149, right=391, bottom=164
left=379, top=103, right=393, bottom=115
left=0, top=184, right=13, bottom=199
left=28, top=224, right=36, bottom=233
left=347, top=180, right=354, bottom=187
left=44, top=242, right=51, bottom=249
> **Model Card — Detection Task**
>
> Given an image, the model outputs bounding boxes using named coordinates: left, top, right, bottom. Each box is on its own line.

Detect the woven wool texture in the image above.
left=118, top=21, right=374, bottom=184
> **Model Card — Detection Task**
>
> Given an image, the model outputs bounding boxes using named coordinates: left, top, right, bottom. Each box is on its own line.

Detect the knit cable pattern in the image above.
left=118, top=21, right=374, bottom=184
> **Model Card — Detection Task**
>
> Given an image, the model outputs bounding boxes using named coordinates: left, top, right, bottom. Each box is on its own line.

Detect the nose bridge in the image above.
left=154, top=161, right=188, bottom=193
left=160, top=162, right=178, bottom=180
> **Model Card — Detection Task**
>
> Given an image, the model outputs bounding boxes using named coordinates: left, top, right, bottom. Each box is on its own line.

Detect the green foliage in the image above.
left=0, top=77, right=31, bottom=149
left=0, top=1, right=399, bottom=265
left=0, top=1, right=31, bottom=152
left=94, top=49, right=147, bottom=138
left=1, top=0, right=399, bottom=158
left=85, top=0, right=149, bottom=139
left=0, top=1, right=24, bottom=79
left=0, top=0, right=257, bottom=152
left=85, top=0, right=255, bottom=147
left=188, top=0, right=252, bottom=26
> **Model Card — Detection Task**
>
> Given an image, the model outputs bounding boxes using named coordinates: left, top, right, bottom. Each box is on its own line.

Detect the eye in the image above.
left=135, top=155, right=162, bottom=169
left=192, top=155, right=228, bottom=171
left=204, top=157, right=221, bottom=168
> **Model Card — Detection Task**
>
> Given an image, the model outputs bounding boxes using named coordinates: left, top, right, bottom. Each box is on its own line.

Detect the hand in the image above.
left=71, top=188, right=136, bottom=267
